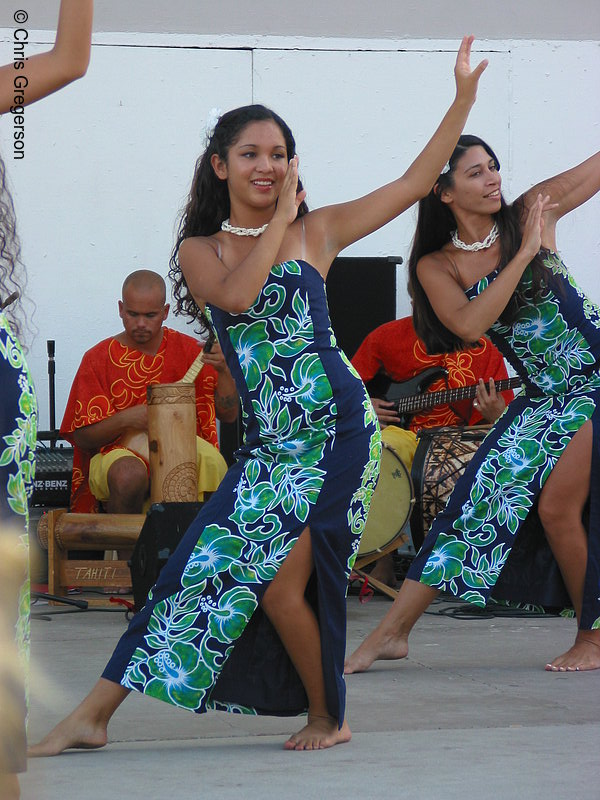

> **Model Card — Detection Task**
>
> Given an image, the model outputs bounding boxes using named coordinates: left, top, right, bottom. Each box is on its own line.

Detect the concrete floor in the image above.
left=21, top=593, right=600, bottom=800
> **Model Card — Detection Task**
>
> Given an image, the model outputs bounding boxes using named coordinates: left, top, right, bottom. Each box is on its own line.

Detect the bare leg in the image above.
left=0, top=773, right=20, bottom=800
left=538, top=421, right=600, bottom=671
left=27, top=678, right=129, bottom=757
left=261, top=528, right=351, bottom=750
left=344, top=578, right=439, bottom=674
left=105, top=457, right=148, bottom=514
left=105, top=457, right=146, bottom=587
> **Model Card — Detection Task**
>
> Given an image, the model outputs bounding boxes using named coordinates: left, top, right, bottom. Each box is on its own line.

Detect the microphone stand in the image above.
left=30, top=593, right=89, bottom=620
left=37, top=340, right=60, bottom=447
left=47, top=339, right=56, bottom=447
left=31, top=339, right=89, bottom=617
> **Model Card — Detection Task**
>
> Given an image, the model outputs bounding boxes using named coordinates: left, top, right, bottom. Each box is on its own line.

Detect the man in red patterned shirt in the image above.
left=352, top=315, right=512, bottom=432
left=352, top=315, right=513, bottom=587
left=60, top=270, right=238, bottom=514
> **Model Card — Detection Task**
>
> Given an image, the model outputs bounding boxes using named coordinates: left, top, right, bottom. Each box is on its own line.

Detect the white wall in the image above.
left=0, top=31, right=599, bottom=428
left=2, top=1, right=599, bottom=40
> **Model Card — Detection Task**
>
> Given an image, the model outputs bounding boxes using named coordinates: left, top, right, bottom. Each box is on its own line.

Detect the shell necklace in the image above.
left=451, top=221, right=499, bottom=252
left=221, top=218, right=268, bottom=237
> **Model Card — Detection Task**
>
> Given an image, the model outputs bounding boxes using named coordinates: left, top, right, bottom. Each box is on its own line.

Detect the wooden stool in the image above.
left=37, top=358, right=206, bottom=607
left=38, top=509, right=145, bottom=607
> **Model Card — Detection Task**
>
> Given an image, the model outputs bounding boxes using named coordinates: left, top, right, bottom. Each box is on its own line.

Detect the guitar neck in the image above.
left=397, top=376, right=523, bottom=415
left=178, top=352, right=206, bottom=384
left=178, top=330, right=215, bottom=384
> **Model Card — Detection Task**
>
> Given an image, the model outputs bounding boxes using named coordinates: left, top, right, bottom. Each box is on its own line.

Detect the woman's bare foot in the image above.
left=284, top=715, right=351, bottom=751
left=344, top=628, right=409, bottom=674
left=28, top=709, right=108, bottom=757
left=0, top=772, right=21, bottom=800
left=29, top=678, right=128, bottom=757
left=545, top=631, right=600, bottom=672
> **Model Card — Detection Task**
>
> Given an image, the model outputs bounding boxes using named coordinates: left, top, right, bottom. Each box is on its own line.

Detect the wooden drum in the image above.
left=410, top=425, right=491, bottom=552
left=147, top=382, right=198, bottom=503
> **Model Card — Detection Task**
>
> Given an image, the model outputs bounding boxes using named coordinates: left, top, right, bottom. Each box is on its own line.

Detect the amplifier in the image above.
left=31, top=446, right=74, bottom=507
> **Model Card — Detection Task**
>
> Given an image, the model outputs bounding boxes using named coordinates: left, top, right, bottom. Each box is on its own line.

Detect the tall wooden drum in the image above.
left=147, top=382, right=198, bottom=503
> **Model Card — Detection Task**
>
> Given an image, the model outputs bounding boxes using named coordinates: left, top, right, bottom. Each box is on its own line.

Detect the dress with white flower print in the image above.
left=103, top=260, right=381, bottom=722
left=408, top=252, right=600, bottom=631
left=0, top=310, right=36, bottom=773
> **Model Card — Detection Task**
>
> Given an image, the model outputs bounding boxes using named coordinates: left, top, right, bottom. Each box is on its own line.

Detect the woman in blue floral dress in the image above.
left=0, top=305, right=36, bottom=794
left=30, top=39, right=487, bottom=755
left=0, top=4, right=93, bottom=797
left=345, top=134, right=600, bottom=676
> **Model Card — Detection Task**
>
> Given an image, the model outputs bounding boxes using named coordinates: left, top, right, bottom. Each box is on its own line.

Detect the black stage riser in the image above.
left=130, top=502, right=204, bottom=611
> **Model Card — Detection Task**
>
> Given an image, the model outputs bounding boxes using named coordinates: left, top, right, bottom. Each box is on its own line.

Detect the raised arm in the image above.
left=312, top=36, right=488, bottom=259
left=418, top=194, right=553, bottom=343
left=519, top=150, right=600, bottom=251
left=0, top=0, right=93, bottom=114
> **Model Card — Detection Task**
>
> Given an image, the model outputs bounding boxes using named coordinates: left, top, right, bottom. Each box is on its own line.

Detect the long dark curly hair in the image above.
left=0, top=154, right=27, bottom=339
left=169, top=104, right=309, bottom=326
left=408, top=135, right=550, bottom=354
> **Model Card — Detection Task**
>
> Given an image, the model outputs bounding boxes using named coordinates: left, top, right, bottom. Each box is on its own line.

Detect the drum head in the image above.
left=358, top=442, right=413, bottom=559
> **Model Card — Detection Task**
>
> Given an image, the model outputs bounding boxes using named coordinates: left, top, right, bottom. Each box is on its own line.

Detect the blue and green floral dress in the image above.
left=0, top=310, right=36, bottom=773
left=409, top=251, right=600, bottom=631
left=103, top=260, right=381, bottom=722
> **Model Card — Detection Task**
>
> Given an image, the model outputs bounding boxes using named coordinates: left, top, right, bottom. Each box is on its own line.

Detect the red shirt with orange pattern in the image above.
left=60, top=328, right=219, bottom=512
left=352, top=316, right=513, bottom=433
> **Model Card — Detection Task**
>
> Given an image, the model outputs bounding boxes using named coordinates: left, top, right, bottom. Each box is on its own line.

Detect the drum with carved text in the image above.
left=146, top=382, right=198, bottom=503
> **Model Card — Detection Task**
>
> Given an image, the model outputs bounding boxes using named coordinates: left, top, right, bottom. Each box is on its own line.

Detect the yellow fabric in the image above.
left=381, top=425, right=418, bottom=471
left=89, top=437, right=228, bottom=504
left=89, top=448, right=145, bottom=502
left=195, top=437, right=228, bottom=501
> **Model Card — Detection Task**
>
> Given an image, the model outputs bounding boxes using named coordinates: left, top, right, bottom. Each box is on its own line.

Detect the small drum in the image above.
left=356, top=442, right=414, bottom=566
left=410, top=425, right=491, bottom=553
left=147, top=382, right=198, bottom=504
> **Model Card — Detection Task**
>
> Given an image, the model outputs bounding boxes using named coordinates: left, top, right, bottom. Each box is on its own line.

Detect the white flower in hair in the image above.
left=440, top=161, right=451, bottom=175
left=205, top=107, right=222, bottom=142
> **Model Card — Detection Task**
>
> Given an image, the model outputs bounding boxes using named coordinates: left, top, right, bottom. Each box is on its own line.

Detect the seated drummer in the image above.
left=352, top=314, right=513, bottom=586
left=60, top=269, right=238, bottom=514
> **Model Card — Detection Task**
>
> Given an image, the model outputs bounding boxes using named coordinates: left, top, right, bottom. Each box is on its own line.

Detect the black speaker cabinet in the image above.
left=326, top=256, right=400, bottom=359
left=130, top=502, right=203, bottom=611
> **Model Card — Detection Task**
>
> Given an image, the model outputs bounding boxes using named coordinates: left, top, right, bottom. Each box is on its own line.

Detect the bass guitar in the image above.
left=366, top=366, right=525, bottom=429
